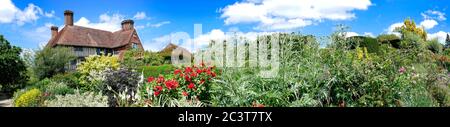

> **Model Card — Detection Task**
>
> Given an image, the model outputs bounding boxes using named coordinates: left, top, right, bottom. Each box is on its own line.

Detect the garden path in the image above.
left=0, top=93, right=12, bottom=107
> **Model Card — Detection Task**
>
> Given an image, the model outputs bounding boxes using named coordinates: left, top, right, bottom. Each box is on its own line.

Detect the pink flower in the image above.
left=399, top=67, right=406, bottom=74
left=182, top=91, right=188, bottom=96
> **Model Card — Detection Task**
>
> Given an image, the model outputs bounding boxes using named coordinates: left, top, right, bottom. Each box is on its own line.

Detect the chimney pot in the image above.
left=121, top=19, right=134, bottom=31
left=64, top=10, right=74, bottom=26
left=51, top=26, right=58, bottom=38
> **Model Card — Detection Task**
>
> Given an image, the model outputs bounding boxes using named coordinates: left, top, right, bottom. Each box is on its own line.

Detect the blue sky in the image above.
left=0, top=0, right=449, bottom=51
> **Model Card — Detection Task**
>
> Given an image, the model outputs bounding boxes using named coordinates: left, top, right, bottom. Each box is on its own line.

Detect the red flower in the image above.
left=185, top=75, right=191, bottom=82
left=165, top=80, right=179, bottom=90
left=185, top=67, right=193, bottom=73
left=147, top=77, right=155, bottom=83
left=211, top=72, right=216, bottom=77
left=206, top=69, right=212, bottom=76
left=154, top=86, right=163, bottom=91
left=182, top=91, right=188, bottom=96
left=154, top=91, right=160, bottom=96
left=188, top=83, right=195, bottom=89
left=174, top=69, right=181, bottom=75
left=157, top=75, right=165, bottom=83
left=196, top=69, right=202, bottom=74
left=190, top=72, right=197, bottom=77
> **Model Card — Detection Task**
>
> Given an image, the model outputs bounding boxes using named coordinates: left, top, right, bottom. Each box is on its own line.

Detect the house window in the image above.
left=113, top=50, right=119, bottom=55
left=74, top=46, right=83, bottom=51
left=97, top=48, right=105, bottom=55
left=132, top=43, right=138, bottom=49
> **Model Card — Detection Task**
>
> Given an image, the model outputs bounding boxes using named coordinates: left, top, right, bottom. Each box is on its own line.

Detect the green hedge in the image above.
left=139, top=64, right=175, bottom=78
left=348, top=36, right=380, bottom=54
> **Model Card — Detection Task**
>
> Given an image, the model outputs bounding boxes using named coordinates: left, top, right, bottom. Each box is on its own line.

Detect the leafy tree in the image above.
left=0, top=35, right=28, bottom=92
left=33, top=47, right=76, bottom=80
left=395, top=18, right=427, bottom=40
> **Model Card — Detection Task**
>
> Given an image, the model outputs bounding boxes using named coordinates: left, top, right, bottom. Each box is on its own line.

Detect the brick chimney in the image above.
left=64, top=10, right=74, bottom=26
left=51, top=26, right=58, bottom=38
left=121, top=19, right=134, bottom=31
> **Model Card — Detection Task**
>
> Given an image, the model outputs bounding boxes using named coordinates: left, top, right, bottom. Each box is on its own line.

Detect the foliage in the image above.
left=143, top=51, right=164, bottom=66
left=0, top=35, right=28, bottom=92
left=395, top=18, right=427, bottom=40
left=446, top=34, right=450, bottom=49
left=33, top=47, right=76, bottom=80
left=45, top=90, right=108, bottom=107
left=348, top=36, right=380, bottom=53
left=14, top=88, right=42, bottom=107
left=77, top=55, right=120, bottom=91
left=426, top=39, right=443, bottom=54
left=50, top=72, right=81, bottom=89
left=102, top=68, right=140, bottom=107
left=122, top=49, right=144, bottom=69
left=41, top=81, right=75, bottom=99
left=139, top=64, right=174, bottom=78
left=377, top=34, right=401, bottom=48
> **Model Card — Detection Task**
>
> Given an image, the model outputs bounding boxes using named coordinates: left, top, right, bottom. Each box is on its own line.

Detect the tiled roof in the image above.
left=47, top=25, right=134, bottom=48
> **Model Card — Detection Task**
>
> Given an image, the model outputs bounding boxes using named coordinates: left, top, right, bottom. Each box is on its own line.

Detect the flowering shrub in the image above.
left=14, top=88, right=42, bottom=107
left=140, top=63, right=217, bottom=106
left=77, top=55, right=120, bottom=91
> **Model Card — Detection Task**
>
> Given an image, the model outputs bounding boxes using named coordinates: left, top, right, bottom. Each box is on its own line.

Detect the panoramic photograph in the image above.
left=0, top=0, right=449, bottom=109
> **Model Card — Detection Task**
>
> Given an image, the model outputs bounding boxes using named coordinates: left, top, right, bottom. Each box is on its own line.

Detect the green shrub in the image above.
left=14, top=88, right=42, bottom=107
left=426, top=39, right=443, bottom=54
left=139, top=64, right=174, bottom=78
left=143, top=51, right=164, bottom=66
left=77, top=55, right=120, bottom=91
left=45, top=90, right=108, bottom=107
left=42, top=81, right=74, bottom=97
left=377, top=34, right=401, bottom=48
left=33, top=47, right=76, bottom=80
left=122, top=49, right=144, bottom=69
left=51, top=72, right=81, bottom=89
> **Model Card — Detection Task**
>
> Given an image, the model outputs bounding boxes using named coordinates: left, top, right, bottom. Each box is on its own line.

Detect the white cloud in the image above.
left=21, top=22, right=55, bottom=47
left=421, top=10, right=446, bottom=21
left=0, top=0, right=54, bottom=25
left=147, top=21, right=171, bottom=28
left=385, top=22, right=403, bottom=37
left=428, top=31, right=449, bottom=44
left=133, top=12, right=147, bottom=20
left=75, top=13, right=125, bottom=32
left=220, top=0, right=372, bottom=31
left=363, top=32, right=374, bottom=37
left=419, top=19, right=438, bottom=30
left=44, top=10, right=55, bottom=18
left=344, top=32, right=359, bottom=38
